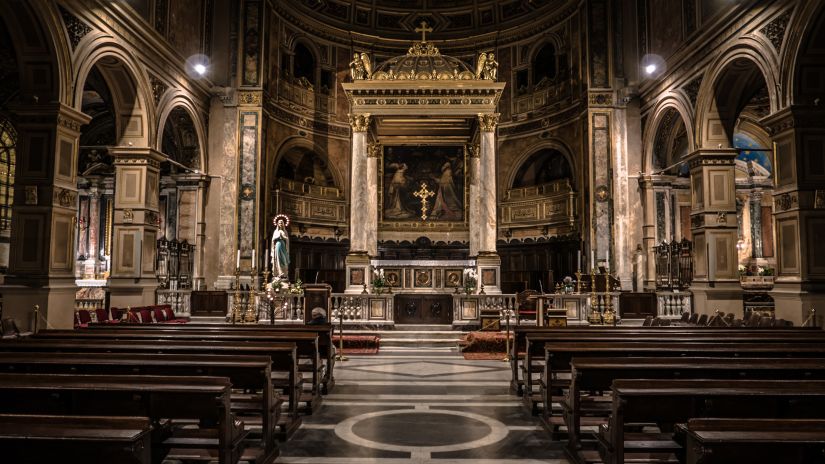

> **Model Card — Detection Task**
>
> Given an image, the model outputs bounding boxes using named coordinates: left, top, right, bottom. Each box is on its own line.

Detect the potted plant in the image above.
left=463, top=268, right=477, bottom=295
left=372, top=268, right=386, bottom=294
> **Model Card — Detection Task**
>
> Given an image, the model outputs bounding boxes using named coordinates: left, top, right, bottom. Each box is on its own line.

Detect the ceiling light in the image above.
left=194, top=64, right=207, bottom=75
left=645, top=64, right=657, bottom=75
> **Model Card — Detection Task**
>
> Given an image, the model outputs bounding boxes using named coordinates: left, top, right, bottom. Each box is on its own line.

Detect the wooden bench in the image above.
left=674, top=418, right=825, bottom=464
left=0, top=373, right=245, bottom=464
left=510, top=326, right=825, bottom=395
left=0, top=414, right=152, bottom=464
left=0, top=351, right=280, bottom=456
left=534, top=341, right=825, bottom=417
left=564, top=357, right=825, bottom=453
left=83, top=323, right=337, bottom=394
left=35, top=329, right=323, bottom=415
left=0, top=338, right=304, bottom=440
left=598, top=379, right=825, bottom=464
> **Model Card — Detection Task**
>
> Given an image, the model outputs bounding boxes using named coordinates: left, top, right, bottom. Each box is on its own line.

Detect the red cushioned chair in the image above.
left=75, top=310, right=92, bottom=328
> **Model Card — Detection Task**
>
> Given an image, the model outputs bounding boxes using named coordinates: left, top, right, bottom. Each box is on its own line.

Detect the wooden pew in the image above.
left=82, top=323, right=337, bottom=394
left=0, top=373, right=245, bottom=464
left=0, top=338, right=304, bottom=439
left=515, top=328, right=825, bottom=399
left=38, top=329, right=321, bottom=400
left=0, top=414, right=152, bottom=464
left=34, top=330, right=322, bottom=415
left=564, top=357, right=825, bottom=453
left=0, top=352, right=280, bottom=456
left=511, top=326, right=825, bottom=395
left=674, top=418, right=825, bottom=464
left=598, top=379, right=825, bottom=464
left=535, top=341, right=825, bottom=417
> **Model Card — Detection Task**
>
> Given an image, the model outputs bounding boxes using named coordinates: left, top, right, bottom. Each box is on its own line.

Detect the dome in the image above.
left=371, top=42, right=476, bottom=81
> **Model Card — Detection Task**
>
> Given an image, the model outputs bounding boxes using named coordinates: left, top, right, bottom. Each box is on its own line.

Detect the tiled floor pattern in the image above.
left=276, top=351, right=571, bottom=464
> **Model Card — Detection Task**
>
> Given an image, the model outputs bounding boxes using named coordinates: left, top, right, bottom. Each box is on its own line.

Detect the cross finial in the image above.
left=413, top=181, right=435, bottom=221
left=415, top=20, right=433, bottom=42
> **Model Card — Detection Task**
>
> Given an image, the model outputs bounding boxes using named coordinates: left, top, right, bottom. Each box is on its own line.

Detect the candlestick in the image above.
left=577, top=250, right=581, bottom=272
left=236, top=249, right=240, bottom=269
left=252, top=248, right=256, bottom=269
left=591, top=250, right=595, bottom=270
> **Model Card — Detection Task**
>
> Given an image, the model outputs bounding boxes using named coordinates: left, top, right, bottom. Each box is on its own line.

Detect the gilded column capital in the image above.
left=477, top=113, right=499, bottom=132
left=348, top=113, right=371, bottom=132
left=367, top=142, right=382, bottom=158
left=466, top=143, right=480, bottom=158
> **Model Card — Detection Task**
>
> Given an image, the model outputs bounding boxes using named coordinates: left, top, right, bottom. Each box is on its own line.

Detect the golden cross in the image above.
left=415, top=20, right=433, bottom=42
left=413, top=181, right=435, bottom=221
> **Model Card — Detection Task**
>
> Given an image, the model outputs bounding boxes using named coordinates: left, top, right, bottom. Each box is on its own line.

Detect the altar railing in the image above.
left=656, top=290, right=692, bottom=318
left=156, top=289, right=191, bottom=317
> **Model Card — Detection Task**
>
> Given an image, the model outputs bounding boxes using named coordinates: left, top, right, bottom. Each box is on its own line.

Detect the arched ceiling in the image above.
left=279, top=0, right=575, bottom=43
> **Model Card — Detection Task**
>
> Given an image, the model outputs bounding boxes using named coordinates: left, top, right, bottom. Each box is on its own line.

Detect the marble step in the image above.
left=394, top=324, right=453, bottom=331
left=379, top=337, right=462, bottom=348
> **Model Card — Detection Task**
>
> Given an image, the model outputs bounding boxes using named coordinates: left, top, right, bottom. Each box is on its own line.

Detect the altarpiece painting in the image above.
left=381, top=146, right=466, bottom=224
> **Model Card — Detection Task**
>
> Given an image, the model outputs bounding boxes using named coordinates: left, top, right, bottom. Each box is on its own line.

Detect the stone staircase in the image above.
left=349, top=324, right=465, bottom=350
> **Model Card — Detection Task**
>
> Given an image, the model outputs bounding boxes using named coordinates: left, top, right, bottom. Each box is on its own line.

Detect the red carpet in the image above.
left=462, top=352, right=508, bottom=360
left=333, top=334, right=380, bottom=354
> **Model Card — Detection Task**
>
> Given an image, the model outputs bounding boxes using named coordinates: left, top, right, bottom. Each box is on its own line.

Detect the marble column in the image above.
left=345, top=113, right=372, bottom=293
left=108, top=147, right=164, bottom=307
left=88, top=185, right=101, bottom=266
left=366, top=142, right=380, bottom=257
left=686, top=148, right=742, bottom=315
left=763, top=106, right=825, bottom=326
left=174, top=173, right=209, bottom=290
left=468, top=143, right=481, bottom=257
left=475, top=113, right=501, bottom=294
left=639, top=175, right=657, bottom=290
left=3, top=103, right=91, bottom=330
left=749, top=190, right=763, bottom=259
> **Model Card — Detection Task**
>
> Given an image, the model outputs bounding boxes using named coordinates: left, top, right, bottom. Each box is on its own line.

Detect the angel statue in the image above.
left=349, top=53, right=366, bottom=80
left=483, top=52, right=499, bottom=80
left=475, top=52, right=487, bottom=79
left=271, top=214, right=290, bottom=279
left=360, top=52, right=372, bottom=79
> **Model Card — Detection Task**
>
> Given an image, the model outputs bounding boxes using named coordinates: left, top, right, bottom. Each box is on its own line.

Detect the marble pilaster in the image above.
left=3, top=103, right=90, bottom=330
left=468, top=143, right=481, bottom=257
left=366, top=141, right=380, bottom=257
left=749, top=190, right=763, bottom=259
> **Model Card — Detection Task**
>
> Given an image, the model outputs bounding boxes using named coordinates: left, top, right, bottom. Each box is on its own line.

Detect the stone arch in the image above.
left=156, top=96, right=207, bottom=172
left=694, top=40, right=780, bottom=149
left=644, top=96, right=695, bottom=173
left=780, top=2, right=825, bottom=106
left=269, top=137, right=343, bottom=191
left=506, top=139, right=576, bottom=191
left=72, top=40, right=155, bottom=148
left=0, top=0, right=70, bottom=104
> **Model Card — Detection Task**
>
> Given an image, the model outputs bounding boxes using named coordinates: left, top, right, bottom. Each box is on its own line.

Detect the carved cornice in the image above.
left=685, top=149, right=738, bottom=170
left=588, top=91, right=613, bottom=107
left=761, top=106, right=823, bottom=136
left=477, top=113, right=499, bottom=132
left=348, top=113, right=371, bottom=132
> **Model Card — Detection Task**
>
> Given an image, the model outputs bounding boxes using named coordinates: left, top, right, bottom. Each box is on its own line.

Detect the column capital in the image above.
left=685, top=148, right=738, bottom=170
left=366, top=141, right=382, bottom=158
left=466, top=143, right=480, bottom=158
left=109, top=147, right=166, bottom=168
left=9, top=102, right=91, bottom=135
left=477, top=113, right=499, bottom=132
left=761, top=105, right=822, bottom=136
left=348, top=113, right=371, bottom=132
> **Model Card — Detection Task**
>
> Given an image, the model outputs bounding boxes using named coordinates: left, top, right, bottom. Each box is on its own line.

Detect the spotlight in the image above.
left=640, top=54, right=666, bottom=79
left=185, top=54, right=210, bottom=78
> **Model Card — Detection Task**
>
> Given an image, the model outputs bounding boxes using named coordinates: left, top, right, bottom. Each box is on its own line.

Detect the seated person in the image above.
left=308, top=307, right=327, bottom=325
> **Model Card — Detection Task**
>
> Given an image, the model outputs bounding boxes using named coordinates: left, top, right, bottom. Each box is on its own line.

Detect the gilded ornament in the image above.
left=348, top=113, right=371, bottom=132
left=477, top=113, right=499, bottom=132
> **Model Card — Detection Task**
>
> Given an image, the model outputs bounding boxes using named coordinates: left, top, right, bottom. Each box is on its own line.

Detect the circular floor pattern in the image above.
left=334, top=408, right=509, bottom=454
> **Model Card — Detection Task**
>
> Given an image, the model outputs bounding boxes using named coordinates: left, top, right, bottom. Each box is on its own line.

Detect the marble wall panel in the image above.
left=237, top=112, right=259, bottom=257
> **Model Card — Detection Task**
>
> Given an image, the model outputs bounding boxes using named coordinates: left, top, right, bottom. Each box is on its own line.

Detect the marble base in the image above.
left=345, top=252, right=372, bottom=295
left=2, top=279, right=77, bottom=331
left=108, top=278, right=158, bottom=309
left=771, top=281, right=825, bottom=327
left=689, top=281, right=744, bottom=316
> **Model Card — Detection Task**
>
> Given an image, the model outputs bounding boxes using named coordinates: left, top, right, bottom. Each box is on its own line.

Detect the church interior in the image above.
left=1, top=0, right=825, bottom=463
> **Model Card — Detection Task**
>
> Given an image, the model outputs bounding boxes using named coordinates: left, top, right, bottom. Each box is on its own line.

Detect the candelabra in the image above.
left=588, top=268, right=602, bottom=325
left=244, top=264, right=258, bottom=323
left=335, top=305, right=348, bottom=362
left=502, top=306, right=513, bottom=362
left=231, top=267, right=242, bottom=324
left=575, top=271, right=582, bottom=294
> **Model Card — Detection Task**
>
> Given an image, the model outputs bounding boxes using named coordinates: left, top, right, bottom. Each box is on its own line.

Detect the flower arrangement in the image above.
left=739, top=264, right=776, bottom=277
left=372, top=268, right=386, bottom=293
left=563, top=275, right=574, bottom=293
left=463, top=268, right=477, bottom=295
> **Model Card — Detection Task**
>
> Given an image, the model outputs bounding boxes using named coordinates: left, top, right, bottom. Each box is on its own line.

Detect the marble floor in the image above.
left=276, top=350, right=571, bottom=464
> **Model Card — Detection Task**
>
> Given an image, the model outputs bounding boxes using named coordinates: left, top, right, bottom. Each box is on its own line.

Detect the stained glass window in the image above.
left=0, top=118, right=15, bottom=231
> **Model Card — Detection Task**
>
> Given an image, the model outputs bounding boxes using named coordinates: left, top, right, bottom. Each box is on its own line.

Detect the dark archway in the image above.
left=511, top=149, right=573, bottom=189
left=161, top=107, right=201, bottom=174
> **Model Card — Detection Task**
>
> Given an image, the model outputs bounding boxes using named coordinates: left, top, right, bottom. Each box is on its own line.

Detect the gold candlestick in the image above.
left=575, top=271, right=582, bottom=294
left=245, top=265, right=258, bottom=323
left=232, top=268, right=242, bottom=324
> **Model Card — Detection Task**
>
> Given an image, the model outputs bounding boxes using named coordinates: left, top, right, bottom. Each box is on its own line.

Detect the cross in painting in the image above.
left=415, top=20, right=433, bottom=42
left=413, top=181, right=435, bottom=221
